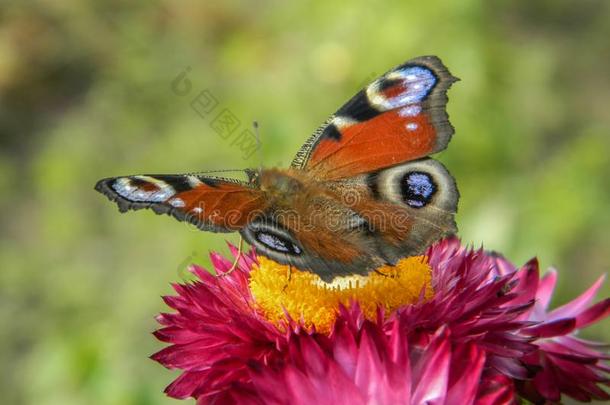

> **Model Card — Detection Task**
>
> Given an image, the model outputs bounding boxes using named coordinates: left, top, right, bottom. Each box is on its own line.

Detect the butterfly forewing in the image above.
left=95, top=174, right=266, bottom=232
left=292, top=55, right=458, bottom=179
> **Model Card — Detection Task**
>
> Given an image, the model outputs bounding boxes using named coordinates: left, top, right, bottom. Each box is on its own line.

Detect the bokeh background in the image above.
left=1, top=1, right=609, bottom=404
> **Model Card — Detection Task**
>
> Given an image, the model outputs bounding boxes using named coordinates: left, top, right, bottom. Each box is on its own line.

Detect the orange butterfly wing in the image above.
left=292, top=56, right=457, bottom=179
left=95, top=174, right=266, bottom=231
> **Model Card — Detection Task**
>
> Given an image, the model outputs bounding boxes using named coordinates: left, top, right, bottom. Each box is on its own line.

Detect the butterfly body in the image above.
left=96, top=56, right=459, bottom=281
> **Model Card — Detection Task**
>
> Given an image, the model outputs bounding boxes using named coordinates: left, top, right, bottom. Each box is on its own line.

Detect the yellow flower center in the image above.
left=249, top=256, right=434, bottom=334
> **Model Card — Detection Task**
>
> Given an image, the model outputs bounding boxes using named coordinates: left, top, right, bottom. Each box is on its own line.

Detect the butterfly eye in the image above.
left=401, top=172, right=436, bottom=208
left=255, top=230, right=302, bottom=255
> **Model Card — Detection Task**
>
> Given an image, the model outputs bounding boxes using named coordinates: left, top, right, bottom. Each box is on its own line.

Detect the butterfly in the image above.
left=95, top=55, right=459, bottom=282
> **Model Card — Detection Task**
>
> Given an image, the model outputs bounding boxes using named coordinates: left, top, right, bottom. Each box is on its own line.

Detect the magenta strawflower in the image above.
left=152, top=238, right=610, bottom=404
left=247, top=312, right=516, bottom=405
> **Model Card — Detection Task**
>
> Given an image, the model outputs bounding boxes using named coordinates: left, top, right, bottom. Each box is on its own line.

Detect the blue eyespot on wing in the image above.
left=401, top=172, right=437, bottom=208
left=256, top=231, right=302, bottom=255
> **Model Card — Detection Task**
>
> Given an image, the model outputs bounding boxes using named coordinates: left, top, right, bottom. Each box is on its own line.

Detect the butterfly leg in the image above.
left=282, top=265, right=293, bottom=292
left=374, top=269, right=391, bottom=278
left=220, top=236, right=243, bottom=277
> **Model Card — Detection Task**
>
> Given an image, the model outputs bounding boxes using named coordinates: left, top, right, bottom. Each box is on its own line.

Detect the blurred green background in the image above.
left=1, top=1, right=609, bottom=404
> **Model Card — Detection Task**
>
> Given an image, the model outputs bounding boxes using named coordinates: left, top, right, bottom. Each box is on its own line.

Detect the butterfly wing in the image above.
left=360, top=158, right=459, bottom=263
left=279, top=56, right=460, bottom=279
left=292, top=55, right=457, bottom=180
left=95, top=173, right=266, bottom=232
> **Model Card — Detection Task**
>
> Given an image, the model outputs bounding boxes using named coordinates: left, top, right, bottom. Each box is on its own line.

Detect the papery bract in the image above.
left=152, top=239, right=610, bottom=404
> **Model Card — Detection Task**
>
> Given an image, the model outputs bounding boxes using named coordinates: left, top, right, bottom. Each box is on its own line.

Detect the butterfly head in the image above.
left=245, top=168, right=261, bottom=185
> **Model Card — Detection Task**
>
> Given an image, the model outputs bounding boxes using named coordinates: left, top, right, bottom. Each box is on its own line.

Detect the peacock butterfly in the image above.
left=95, top=55, right=459, bottom=281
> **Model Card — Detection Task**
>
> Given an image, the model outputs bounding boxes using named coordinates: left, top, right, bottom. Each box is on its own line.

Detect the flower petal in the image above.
left=446, top=343, right=486, bottom=404
left=536, top=269, right=558, bottom=311
left=411, top=327, right=451, bottom=404
left=547, top=274, right=606, bottom=320
left=522, top=317, right=576, bottom=338
left=575, top=298, right=610, bottom=329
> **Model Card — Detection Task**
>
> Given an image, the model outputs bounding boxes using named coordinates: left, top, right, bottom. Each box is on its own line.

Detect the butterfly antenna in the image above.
left=190, top=169, right=248, bottom=174
left=253, top=121, right=263, bottom=172
left=220, top=236, right=243, bottom=277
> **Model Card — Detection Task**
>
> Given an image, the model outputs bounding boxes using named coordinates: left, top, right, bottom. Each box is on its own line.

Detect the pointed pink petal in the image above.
left=227, top=242, right=253, bottom=270
left=165, top=370, right=209, bottom=399
left=387, top=320, right=411, bottom=402
left=446, top=343, right=486, bottom=405
left=490, top=252, right=517, bottom=276
left=575, top=298, right=610, bottom=329
left=547, top=274, right=606, bottom=320
left=209, top=252, right=232, bottom=274
left=490, top=356, right=532, bottom=379
left=353, top=329, right=383, bottom=396
left=533, top=359, right=561, bottom=401
left=189, top=264, right=214, bottom=280
left=540, top=340, right=609, bottom=362
left=284, top=367, right=320, bottom=404
left=388, top=319, right=409, bottom=369
left=412, top=328, right=451, bottom=404
left=332, top=323, right=359, bottom=379
left=476, top=374, right=515, bottom=405
left=523, top=317, right=576, bottom=338
left=536, top=269, right=558, bottom=311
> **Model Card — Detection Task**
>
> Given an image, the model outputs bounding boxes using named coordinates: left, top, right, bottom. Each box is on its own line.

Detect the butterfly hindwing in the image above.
left=292, top=55, right=457, bottom=179
left=95, top=174, right=266, bottom=232
left=363, top=158, right=459, bottom=263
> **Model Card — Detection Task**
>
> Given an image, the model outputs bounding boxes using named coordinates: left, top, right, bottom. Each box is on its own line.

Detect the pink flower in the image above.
left=515, top=268, right=610, bottom=402
left=248, top=312, right=516, bottom=405
left=151, top=239, right=610, bottom=404
left=151, top=248, right=285, bottom=402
